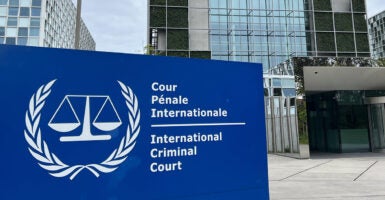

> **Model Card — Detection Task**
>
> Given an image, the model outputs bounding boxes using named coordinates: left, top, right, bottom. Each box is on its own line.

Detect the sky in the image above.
left=75, top=0, right=147, bottom=54
left=366, top=0, right=385, bottom=17
left=76, top=0, right=385, bottom=54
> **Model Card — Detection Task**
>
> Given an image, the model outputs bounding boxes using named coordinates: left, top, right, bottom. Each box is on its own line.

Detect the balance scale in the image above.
left=48, top=95, right=122, bottom=142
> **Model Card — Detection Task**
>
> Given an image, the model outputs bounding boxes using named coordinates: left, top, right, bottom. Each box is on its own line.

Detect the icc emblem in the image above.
left=24, top=80, right=141, bottom=180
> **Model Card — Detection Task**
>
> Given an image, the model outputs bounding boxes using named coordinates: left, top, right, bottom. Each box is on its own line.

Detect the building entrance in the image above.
left=307, top=91, right=371, bottom=153
left=366, top=97, right=385, bottom=152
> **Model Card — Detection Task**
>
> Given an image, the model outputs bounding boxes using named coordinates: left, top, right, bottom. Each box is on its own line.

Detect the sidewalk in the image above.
left=269, top=153, right=385, bottom=199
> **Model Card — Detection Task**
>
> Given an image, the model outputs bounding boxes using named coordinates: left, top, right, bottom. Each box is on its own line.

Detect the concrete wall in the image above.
left=188, top=0, right=210, bottom=51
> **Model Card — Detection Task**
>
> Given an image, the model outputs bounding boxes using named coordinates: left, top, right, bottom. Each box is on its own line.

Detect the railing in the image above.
left=265, top=96, right=300, bottom=154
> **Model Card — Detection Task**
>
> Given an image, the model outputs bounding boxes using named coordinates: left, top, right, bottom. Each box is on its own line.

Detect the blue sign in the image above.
left=0, top=45, right=269, bottom=199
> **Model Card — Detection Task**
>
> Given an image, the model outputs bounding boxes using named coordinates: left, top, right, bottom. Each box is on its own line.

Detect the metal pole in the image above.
left=75, top=0, right=82, bottom=49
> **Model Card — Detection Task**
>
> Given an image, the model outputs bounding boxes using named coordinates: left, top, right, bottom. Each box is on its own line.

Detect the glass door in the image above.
left=369, top=104, right=385, bottom=151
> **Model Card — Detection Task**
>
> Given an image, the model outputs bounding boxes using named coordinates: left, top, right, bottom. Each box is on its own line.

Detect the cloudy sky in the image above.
left=76, top=0, right=146, bottom=54
left=77, top=0, right=385, bottom=54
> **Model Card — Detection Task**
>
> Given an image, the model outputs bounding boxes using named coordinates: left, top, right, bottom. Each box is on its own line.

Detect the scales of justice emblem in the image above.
left=48, top=95, right=122, bottom=142
left=24, top=80, right=141, bottom=180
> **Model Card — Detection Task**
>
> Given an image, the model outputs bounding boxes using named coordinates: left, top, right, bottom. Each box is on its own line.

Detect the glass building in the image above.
left=368, top=10, right=385, bottom=59
left=149, top=0, right=370, bottom=97
left=148, top=0, right=372, bottom=156
left=0, top=0, right=95, bottom=50
left=209, top=0, right=307, bottom=73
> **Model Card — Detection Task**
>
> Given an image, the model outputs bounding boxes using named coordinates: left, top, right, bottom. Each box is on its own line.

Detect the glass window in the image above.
left=5, top=37, right=16, bottom=44
left=30, top=17, right=39, bottom=26
left=20, top=7, right=29, bottom=16
left=0, top=7, right=7, bottom=16
left=0, top=27, right=4, bottom=36
left=0, top=0, right=7, bottom=5
left=272, top=78, right=282, bottom=87
left=18, top=27, right=27, bottom=36
left=29, top=27, right=39, bottom=36
left=9, top=0, right=18, bottom=6
left=6, top=27, right=17, bottom=36
left=31, top=7, right=39, bottom=16
left=17, top=36, right=27, bottom=45
left=8, top=7, right=18, bottom=15
left=28, top=37, right=38, bottom=46
left=7, top=17, right=17, bottom=26
left=209, top=0, right=218, bottom=8
left=281, top=78, right=295, bottom=88
left=283, top=88, right=296, bottom=97
left=20, top=0, right=30, bottom=6
left=0, top=37, right=3, bottom=44
left=219, top=0, right=226, bottom=8
left=0, top=17, right=5, bottom=26
left=19, top=17, right=29, bottom=26
left=273, top=88, right=282, bottom=96
left=32, top=0, right=40, bottom=6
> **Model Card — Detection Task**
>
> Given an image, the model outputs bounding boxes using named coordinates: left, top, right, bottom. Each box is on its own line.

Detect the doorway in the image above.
left=367, top=102, right=385, bottom=152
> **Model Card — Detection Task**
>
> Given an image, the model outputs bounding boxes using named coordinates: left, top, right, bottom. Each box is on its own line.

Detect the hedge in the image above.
left=313, top=0, right=332, bottom=11
left=336, top=33, right=355, bottom=52
left=150, top=0, right=166, bottom=6
left=352, top=0, right=365, bottom=12
left=355, top=33, right=370, bottom=52
left=316, top=32, right=335, bottom=52
left=190, top=51, right=211, bottom=59
left=167, top=51, right=189, bottom=57
left=167, top=29, right=189, bottom=50
left=150, top=7, right=166, bottom=27
left=168, top=0, right=188, bottom=7
left=334, top=13, right=353, bottom=32
left=167, top=8, right=188, bottom=28
left=354, top=14, right=368, bottom=32
left=315, top=12, right=333, bottom=31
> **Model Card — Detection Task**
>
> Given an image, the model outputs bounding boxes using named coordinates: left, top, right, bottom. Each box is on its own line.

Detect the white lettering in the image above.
left=151, top=82, right=178, bottom=92
left=150, top=161, right=183, bottom=173
left=151, top=95, right=188, bottom=105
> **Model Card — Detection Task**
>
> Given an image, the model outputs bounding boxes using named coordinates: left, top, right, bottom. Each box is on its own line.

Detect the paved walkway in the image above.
left=269, top=153, right=385, bottom=199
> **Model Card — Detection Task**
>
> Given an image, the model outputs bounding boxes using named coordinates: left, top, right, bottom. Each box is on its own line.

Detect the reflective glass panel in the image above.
left=31, top=0, right=40, bottom=6
left=29, top=27, right=39, bottom=36
left=30, top=17, right=39, bottom=26
left=339, top=105, right=370, bottom=152
left=27, top=37, right=38, bottom=46
left=18, top=27, right=27, bottom=36
left=272, top=78, right=282, bottom=87
left=5, top=37, right=15, bottom=44
left=6, top=27, right=17, bottom=36
left=31, top=7, right=39, bottom=16
left=19, top=7, right=29, bottom=16
left=20, top=0, right=30, bottom=6
left=7, top=17, right=17, bottom=26
left=17, top=36, right=27, bottom=45
left=9, top=0, right=18, bottom=6
left=19, top=17, right=29, bottom=26
left=0, top=17, right=5, bottom=26
left=8, top=7, right=18, bottom=15
left=0, top=7, right=7, bottom=16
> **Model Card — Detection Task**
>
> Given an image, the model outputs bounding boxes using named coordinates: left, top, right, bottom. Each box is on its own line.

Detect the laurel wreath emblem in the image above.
left=24, top=80, right=140, bottom=180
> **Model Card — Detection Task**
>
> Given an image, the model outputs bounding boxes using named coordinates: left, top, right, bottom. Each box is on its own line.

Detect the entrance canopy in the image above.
left=303, top=67, right=385, bottom=92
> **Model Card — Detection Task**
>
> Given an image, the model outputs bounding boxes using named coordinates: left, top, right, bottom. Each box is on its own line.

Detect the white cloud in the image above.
left=78, top=0, right=147, bottom=54
left=366, top=0, right=385, bottom=18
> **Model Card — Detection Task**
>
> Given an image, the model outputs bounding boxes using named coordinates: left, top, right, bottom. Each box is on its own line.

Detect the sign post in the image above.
left=0, top=45, right=269, bottom=199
